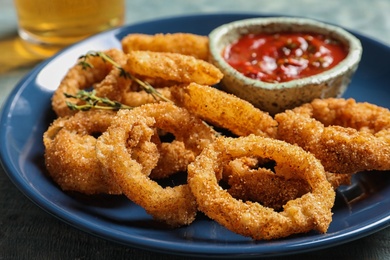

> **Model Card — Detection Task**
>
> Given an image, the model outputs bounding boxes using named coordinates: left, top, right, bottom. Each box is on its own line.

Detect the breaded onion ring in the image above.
left=124, top=51, right=223, bottom=86
left=121, top=33, right=209, bottom=60
left=171, top=83, right=278, bottom=138
left=52, top=48, right=127, bottom=117
left=276, top=98, right=390, bottom=174
left=43, top=110, right=123, bottom=195
left=187, top=135, right=335, bottom=240
left=96, top=102, right=216, bottom=227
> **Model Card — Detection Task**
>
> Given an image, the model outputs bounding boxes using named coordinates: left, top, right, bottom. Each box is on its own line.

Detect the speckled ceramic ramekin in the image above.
left=209, top=17, right=362, bottom=115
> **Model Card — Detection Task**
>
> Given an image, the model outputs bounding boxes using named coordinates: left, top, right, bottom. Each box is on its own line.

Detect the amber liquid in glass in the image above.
left=14, top=0, right=124, bottom=56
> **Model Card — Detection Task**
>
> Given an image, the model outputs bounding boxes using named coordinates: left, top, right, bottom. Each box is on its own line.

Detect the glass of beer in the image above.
left=13, top=0, right=125, bottom=57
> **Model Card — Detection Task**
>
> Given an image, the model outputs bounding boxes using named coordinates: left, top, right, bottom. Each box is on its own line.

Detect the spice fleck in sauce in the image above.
left=223, top=32, right=348, bottom=83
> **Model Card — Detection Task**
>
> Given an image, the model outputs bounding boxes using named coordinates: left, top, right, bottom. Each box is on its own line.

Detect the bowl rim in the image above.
left=208, top=16, right=363, bottom=90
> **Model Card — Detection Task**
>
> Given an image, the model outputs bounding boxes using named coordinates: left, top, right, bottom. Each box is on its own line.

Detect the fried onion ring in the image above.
left=276, top=98, right=390, bottom=174
left=124, top=51, right=223, bottom=86
left=121, top=33, right=209, bottom=60
left=187, top=135, right=335, bottom=240
left=96, top=102, right=216, bottom=226
left=171, top=83, right=278, bottom=138
left=52, top=48, right=127, bottom=117
left=43, top=110, right=123, bottom=195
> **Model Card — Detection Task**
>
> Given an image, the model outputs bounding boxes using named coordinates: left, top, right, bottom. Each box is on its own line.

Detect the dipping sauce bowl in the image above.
left=209, top=17, right=362, bottom=115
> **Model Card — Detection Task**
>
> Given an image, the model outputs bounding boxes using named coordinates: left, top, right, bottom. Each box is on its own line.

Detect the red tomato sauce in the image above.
left=223, top=32, right=348, bottom=83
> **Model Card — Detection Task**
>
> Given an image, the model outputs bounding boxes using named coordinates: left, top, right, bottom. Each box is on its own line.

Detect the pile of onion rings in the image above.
left=43, top=32, right=390, bottom=240
left=96, top=102, right=216, bottom=227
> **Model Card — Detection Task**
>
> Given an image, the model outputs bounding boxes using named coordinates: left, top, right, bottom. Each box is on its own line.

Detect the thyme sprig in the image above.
left=78, top=51, right=171, bottom=102
left=65, top=90, right=133, bottom=111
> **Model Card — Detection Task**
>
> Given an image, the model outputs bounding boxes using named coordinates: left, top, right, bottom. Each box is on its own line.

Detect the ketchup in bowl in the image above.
left=223, top=32, right=348, bottom=83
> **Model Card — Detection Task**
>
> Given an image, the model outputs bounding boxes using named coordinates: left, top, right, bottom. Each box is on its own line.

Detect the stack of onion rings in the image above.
left=96, top=102, right=216, bottom=227
left=43, top=32, right=390, bottom=241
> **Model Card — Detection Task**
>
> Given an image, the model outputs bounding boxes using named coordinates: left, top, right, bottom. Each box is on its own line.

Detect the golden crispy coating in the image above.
left=149, top=139, right=195, bottom=179
left=224, top=157, right=311, bottom=211
left=93, top=65, right=173, bottom=107
left=325, top=172, right=353, bottom=188
left=96, top=103, right=216, bottom=227
left=93, top=63, right=133, bottom=102
left=171, top=83, right=278, bottom=138
left=295, top=98, right=390, bottom=134
left=121, top=33, right=209, bottom=60
left=124, top=51, right=223, bottom=86
left=43, top=110, right=122, bottom=195
left=224, top=157, right=352, bottom=209
left=188, top=135, right=335, bottom=240
left=276, top=98, right=390, bottom=174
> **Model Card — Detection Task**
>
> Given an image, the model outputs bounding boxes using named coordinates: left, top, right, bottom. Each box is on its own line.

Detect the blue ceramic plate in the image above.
left=1, top=14, right=390, bottom=258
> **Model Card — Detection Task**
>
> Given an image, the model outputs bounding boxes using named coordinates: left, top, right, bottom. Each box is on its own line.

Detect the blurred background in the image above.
left=1, top=0, right=389, bottom=72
